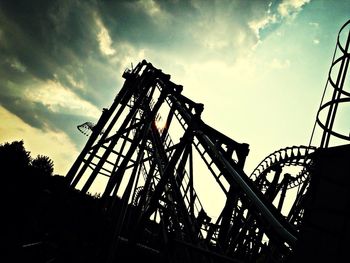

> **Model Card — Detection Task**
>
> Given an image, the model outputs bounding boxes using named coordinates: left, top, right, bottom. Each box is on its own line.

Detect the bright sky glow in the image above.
left=0, top=0, right=349, bottom=216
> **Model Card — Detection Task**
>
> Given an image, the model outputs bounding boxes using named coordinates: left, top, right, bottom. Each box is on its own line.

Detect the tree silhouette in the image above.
left=0, top=140, right=31, bottom=176
left=2, top=139, right=109, bottom=263
left=31, top=154, right=54, bottom=176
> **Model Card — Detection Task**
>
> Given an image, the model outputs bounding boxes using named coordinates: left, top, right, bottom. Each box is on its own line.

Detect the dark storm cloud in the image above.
left=97, top=0, right=191, bottom=51
left=98, top=0, right=270, bottom=58
left=0, top=0, right=277, bottom=146
left=0, top=0, right=106, bottom=132
left=0, top=94, right=44, bottom=129
left=0, top=1, right=96, bottom=79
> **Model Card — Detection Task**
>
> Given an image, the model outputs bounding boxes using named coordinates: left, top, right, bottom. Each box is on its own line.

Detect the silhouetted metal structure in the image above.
left=311, top=19, right=350, bottom=148
left=66, top=20, right=350, bottom=263
left=77, top=122, right=105, bottom=136
left=66, top=60, right=300, bottom=262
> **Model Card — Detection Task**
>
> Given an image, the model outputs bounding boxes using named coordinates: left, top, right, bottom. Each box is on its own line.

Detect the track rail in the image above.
left=250, top=145, right=316, bottom=190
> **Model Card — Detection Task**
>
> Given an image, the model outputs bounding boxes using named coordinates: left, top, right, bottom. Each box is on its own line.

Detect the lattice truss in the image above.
left=66, top=60, right=314, bottom=262
left=313, top=20, right=350, bottom=148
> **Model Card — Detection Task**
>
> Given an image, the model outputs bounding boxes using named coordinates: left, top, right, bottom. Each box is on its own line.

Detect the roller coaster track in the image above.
left=66, top=60, right=307, bottom=262
left=250, top=145, right=316, bottom=190
left=60, top=19, right=350, bottom=263
left=77, top=121, right=105, bottom=136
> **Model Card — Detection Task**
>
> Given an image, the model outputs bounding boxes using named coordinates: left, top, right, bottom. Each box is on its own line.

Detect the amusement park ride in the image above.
left=65, top=21, right=350, bottom=262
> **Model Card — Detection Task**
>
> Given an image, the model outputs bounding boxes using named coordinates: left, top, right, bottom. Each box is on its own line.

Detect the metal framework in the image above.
left=66, top=60, right=303, bottom=262
left=312, top=19, right=350, bottom=148
left=63, top=19, right=350, bottom=263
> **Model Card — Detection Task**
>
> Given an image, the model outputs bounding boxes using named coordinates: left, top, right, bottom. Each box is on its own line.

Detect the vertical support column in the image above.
left=66, top=108, right=110, bottom=184
left=101, top=88, right=167, bottom=201
left=130, top=128, right=193, bottom=243
left=217, top=143, right=249, bottom=251
left=320, top=28, right=350, bottom=147
left=313, top=20, right=350, bottom=148
left=80, top=89, right=148, bottom=193
left=66, top=65, right=137, bottom=186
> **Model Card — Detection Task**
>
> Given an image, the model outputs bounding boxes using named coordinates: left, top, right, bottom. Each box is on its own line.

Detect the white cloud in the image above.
left=249, top=14, right=277, bottom=40
left=108, top=41, right=146, bottom=73
left=277, top=0, right=311, bottom=17
left=136, top=0, right=170, bottom=23
left=25, top=79, right=100, bottom=118
left=309, top=22, right=319, bottom=27
left=248, top=0, right=311, bottom=43
left=270, top=58, right=291, bottom=69
left=191, top=18, right=227, bottom=50
left=137, top=0, right=161, bottom=17
left=313, top=39, right=320, bottom=44
left=95, top=17, right=116, bottom=56
left=67, top=74, right=85, bottom=90
left=93, top=13, right=146, bottom=71
left=189, top=14, right=255, bottom=58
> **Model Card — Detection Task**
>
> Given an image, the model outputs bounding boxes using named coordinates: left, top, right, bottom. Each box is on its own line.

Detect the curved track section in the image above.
left=250, top=145, right=316, bottom=190
left=77, top=122, right=96, bottom=136
left=77, top=121, right=105, bottom=136
left=67, top=60, right=316, bottom=262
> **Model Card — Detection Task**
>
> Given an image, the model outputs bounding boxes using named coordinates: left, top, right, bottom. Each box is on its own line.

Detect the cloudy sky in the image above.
left=0, top=0, right=349, bottom=176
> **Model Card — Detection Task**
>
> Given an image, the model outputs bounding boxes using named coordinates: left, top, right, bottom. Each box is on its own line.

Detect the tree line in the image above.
left=2, top=140, right=108, bottom=263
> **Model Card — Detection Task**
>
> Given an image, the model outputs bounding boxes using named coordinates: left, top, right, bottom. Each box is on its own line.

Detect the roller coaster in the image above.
left=66, top=20, right=350, bottom=262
